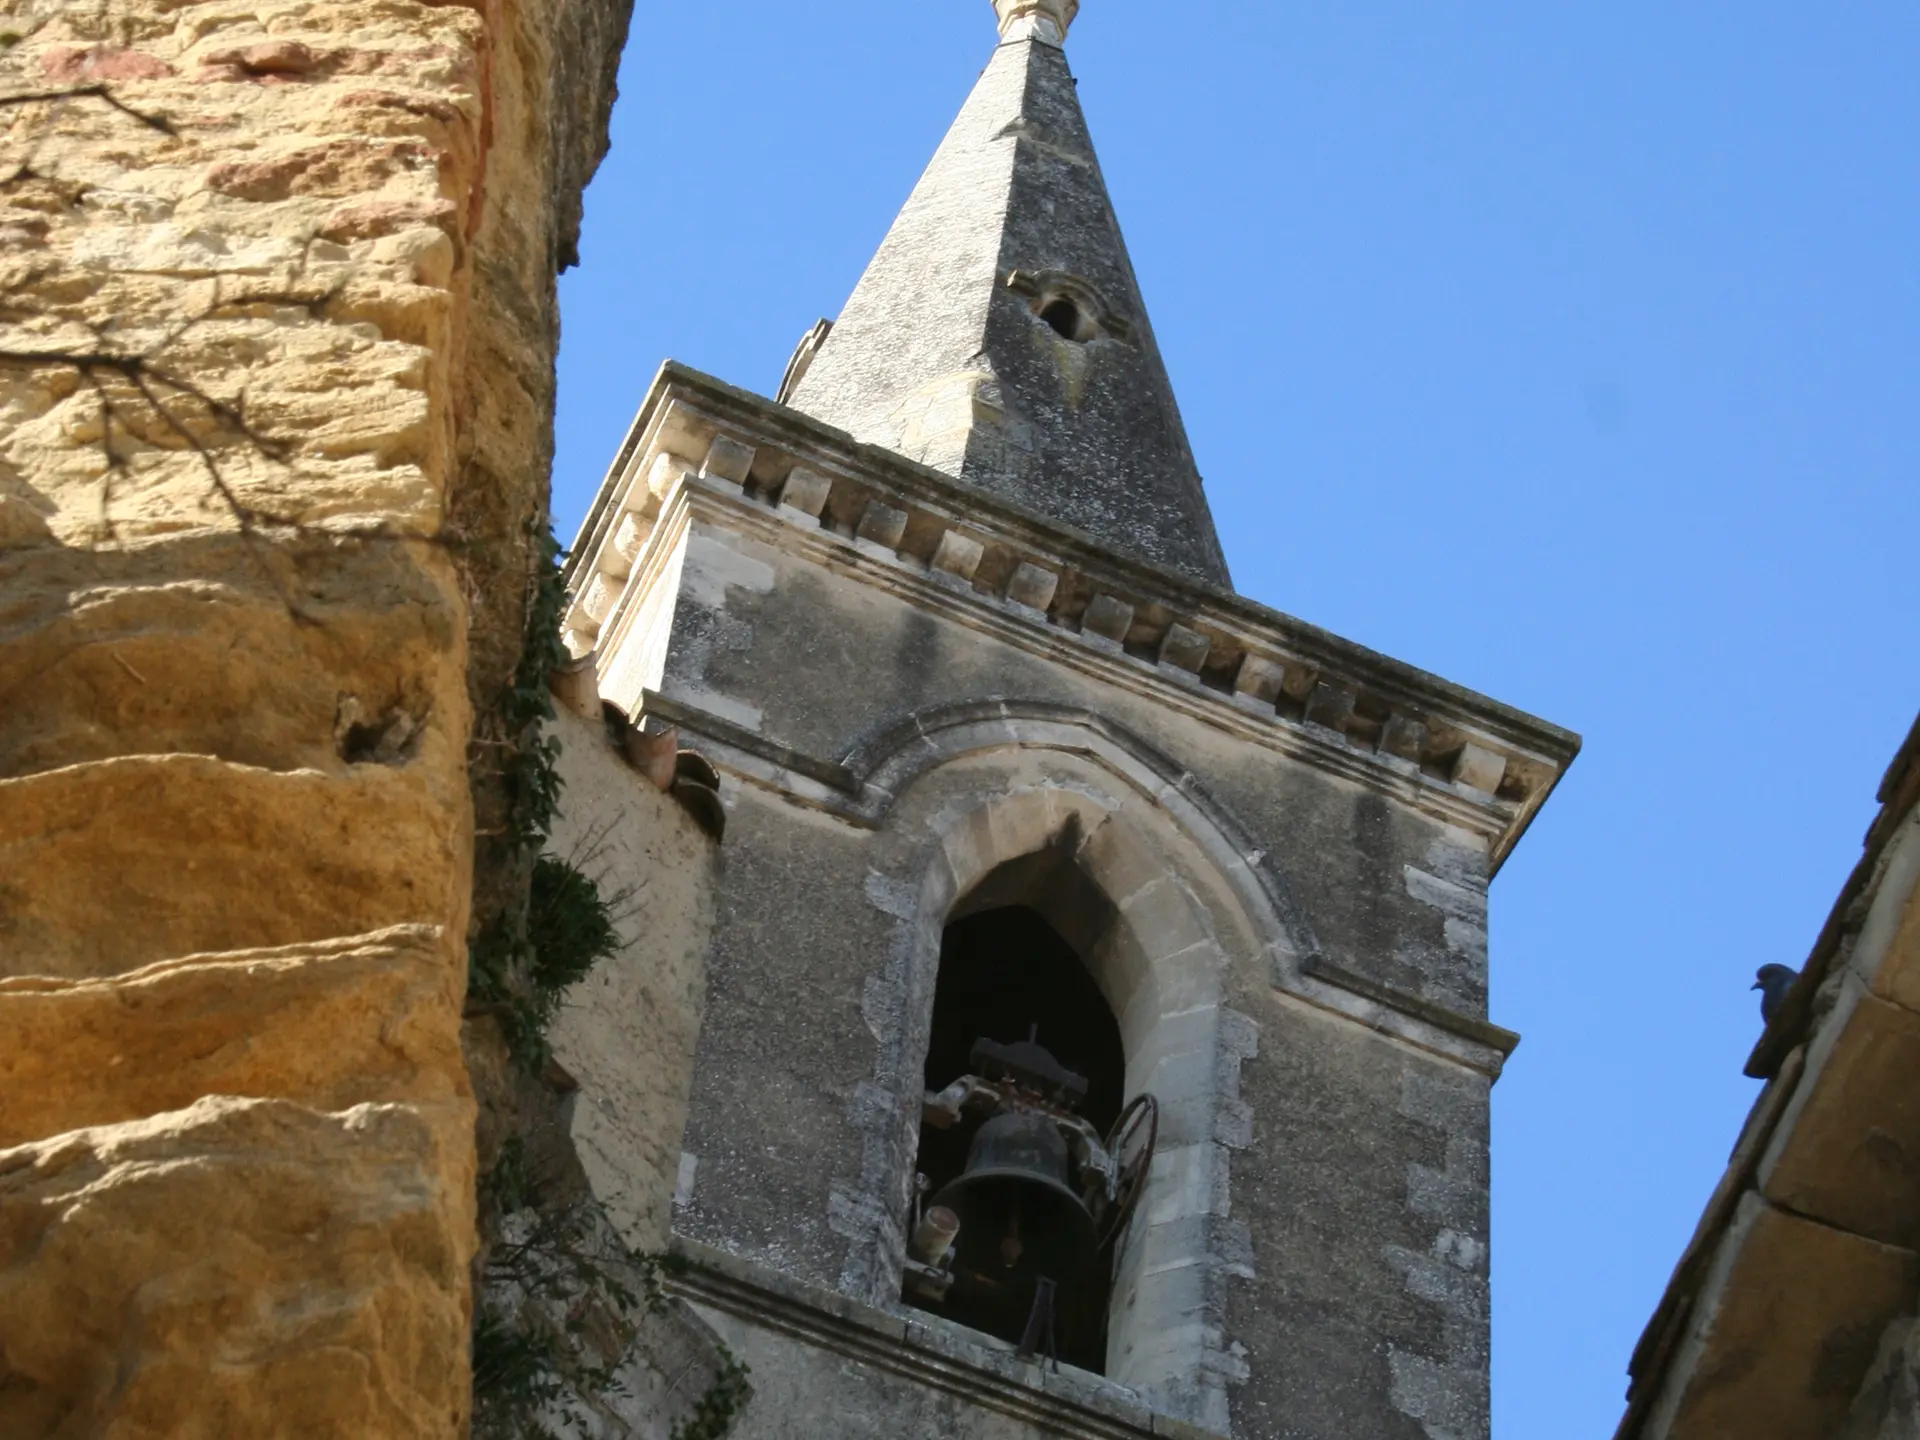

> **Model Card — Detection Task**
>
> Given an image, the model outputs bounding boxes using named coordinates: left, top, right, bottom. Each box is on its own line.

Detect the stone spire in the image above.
left=785, top=0, right=1230, bottom=587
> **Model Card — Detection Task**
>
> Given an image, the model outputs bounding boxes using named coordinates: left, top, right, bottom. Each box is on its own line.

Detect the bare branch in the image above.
left=0, top=83, right=176, bottom=135
left=126, top=366, right=267, bottom=529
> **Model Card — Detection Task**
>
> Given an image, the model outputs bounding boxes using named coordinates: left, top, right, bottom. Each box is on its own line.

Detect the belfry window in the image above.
left=1038, top=295, right=1093, bottom=342
left=902, top=901, right=1156, bottom=1375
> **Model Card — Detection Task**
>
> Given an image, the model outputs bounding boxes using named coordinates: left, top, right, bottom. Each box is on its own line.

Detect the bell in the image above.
left=929, top=1112, right=1099, bottom=1332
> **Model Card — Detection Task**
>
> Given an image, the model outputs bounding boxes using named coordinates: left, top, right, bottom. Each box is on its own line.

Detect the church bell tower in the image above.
left=560, top=2, right=1578, bottom=1434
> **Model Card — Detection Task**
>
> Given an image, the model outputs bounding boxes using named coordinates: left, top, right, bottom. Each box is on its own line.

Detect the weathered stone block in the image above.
left=1304, top=683, right=1356, bottom=732
left=1232, top=654, right=1285, bottom=708
left=0, top=1097, right=472, bottom=1438
left=1651, top=1193, right=1920, bottom=1439
left=1452, top=743, right=1508, bottom=796
left=702, top=434, right=757, bottom=486
left=0, top=757, right=458, bottom=981
left=0, top=540, right=463, bottom=783
left=0, top=926, right=465, bottom=1149
left=1159, top=624, right=1211, bottom=674
left=778, top=466, right=834, bottom=519
left=1006, top=561, right=1060, bottom=612
left=931, top=530, right=986, bottom=581
left=1760, top=980, right=1920, bottom=1251
left=1083, top=594, right=1134, bottom=644
left=857, top=500, right=911, bottom=550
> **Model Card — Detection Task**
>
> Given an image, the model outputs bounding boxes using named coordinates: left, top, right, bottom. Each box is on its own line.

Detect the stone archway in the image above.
left=833, top=725, right=1271, bottom=1431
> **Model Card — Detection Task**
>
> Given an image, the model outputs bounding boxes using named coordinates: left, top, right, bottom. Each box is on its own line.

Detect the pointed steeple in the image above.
left=787, top=0, right=1231, bottom=587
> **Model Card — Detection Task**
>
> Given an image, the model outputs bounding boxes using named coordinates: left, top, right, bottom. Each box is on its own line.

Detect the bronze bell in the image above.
left=929, top=1111, right=1099, bottom=1329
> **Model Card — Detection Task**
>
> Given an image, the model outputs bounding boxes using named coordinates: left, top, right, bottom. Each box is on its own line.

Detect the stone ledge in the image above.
left=668, top=1237, right=1229, bottom=1440
left=1301, top=955, right=1520, bottom=1059
left=0, top=756, right=459, bottom=981
left=0, top=925, right=463, bottom=1149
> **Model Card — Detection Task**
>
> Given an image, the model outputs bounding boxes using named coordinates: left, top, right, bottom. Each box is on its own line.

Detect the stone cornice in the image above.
left=565, top=362, right=1580, bottom=870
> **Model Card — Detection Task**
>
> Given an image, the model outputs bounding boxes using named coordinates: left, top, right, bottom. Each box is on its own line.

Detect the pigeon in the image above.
left=1753, top=964, right=1800, bottom=1024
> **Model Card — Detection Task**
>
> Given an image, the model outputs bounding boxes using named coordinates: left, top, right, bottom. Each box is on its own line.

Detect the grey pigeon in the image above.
left=1753, top=964, right=1799, bottom=1024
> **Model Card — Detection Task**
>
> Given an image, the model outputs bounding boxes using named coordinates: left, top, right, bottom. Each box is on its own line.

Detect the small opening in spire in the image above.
left=1036, top=295, right=1097, bottom=343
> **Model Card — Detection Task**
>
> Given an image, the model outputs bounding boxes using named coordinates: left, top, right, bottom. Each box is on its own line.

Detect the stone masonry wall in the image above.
left=0, top=0, right=630, bottom=1433
left=543, top=702, right=719, bottom=1258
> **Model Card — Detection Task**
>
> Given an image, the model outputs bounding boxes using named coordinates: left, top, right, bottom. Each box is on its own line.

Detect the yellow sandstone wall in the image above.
left=0, top=0, right=631, bottom=1432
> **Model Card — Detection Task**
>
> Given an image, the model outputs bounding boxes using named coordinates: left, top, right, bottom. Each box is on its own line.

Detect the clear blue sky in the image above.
left=552, top=3, right=1920, bottom=1432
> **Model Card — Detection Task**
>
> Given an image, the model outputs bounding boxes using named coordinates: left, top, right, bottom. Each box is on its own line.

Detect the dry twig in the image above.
left=0, top=83, right=176, bottom=135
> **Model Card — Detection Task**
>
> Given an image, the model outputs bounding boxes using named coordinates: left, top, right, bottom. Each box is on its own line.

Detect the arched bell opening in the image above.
left=922, top=908, right=1126, bottom=1137
left=902, top=850, right=1154, bottom=1376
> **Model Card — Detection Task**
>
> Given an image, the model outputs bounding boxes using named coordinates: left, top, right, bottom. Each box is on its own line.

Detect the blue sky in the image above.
left=552, top=3, right=1920, bottom=1431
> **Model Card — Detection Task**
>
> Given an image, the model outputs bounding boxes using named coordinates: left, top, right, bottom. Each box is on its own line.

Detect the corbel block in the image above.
left=1304, top=683, right=1356, bottom=733
left=1232, top=654, right=1286, bottom=708
left=1453, top=742, right=1509, bottom=796
left=1006, top=563, right=1060, bottom=613
left=932, top=530, right=985, bottom=581
left=648, top=451, right=696, bottom=502
left=701, top=434, right=756, bottom=486
left=1158, top=623, right=1211, bottom=674
left=856, top=500, right=910, bottom=550
left=1083, top=594, right=1134, bottom=644
left=580, top=572, right=621, bottom=623
left=1380, top=713, right=1428, bottom=763
left=778, top=466, right=833, bottom=519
